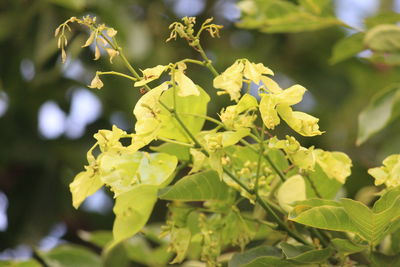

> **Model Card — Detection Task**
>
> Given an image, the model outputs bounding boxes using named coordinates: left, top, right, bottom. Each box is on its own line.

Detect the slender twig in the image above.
left=98, top=31, right=151, bottom=92
left=255, top=192, right=311, bottom=245
left=193, top=42, right=219, bottom=77
left=157, top=136, right=194, bottom=147
left=255, top=124, right=265, bottom=193
left=97, top=71, right=137, bottom=82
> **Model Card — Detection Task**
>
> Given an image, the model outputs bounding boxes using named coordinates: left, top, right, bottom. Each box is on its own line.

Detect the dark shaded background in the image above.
left=1, top=0, right=399, bottom=259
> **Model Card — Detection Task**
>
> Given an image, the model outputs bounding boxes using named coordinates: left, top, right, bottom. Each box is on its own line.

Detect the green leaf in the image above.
left=364, top=24, right=400, bottom=52
left=305, top=164, right=342, bottom=199
left=371, top=252, right=400, bottom=267
left=78, top=230, right=113, bottom=248
left=150, top=142, right=190, bottom=161
left=331, top=238, right=366, bottom=255
left=123, top=236, right=171, bottom=266
left=299, top=0, right=333, bottom=16
left=357, top=84, right=400, bottom=145
left=159, top=170, right=230, bottom=201
left=277, top=175, right=307, bottom=212
left=70, top=169, right=103, bottom=209
left=281, top=243, right=334, bottom=264
left=138, top=152, right=178, bottom=187
left=242, top=256, right=296, bottom=267
left=0, top=260, right=42, bottom=267
left=341, top=196, right=400, bottom=244
left=39, top=245, right=101, bottom=267
left=229, top=245, right=281, bottom=267
left=365, top=12, right=400, bottom=29
left=158, top=85, right=210, bottom=142
left=330, top=33, right=365, bottom=64
left=111, top=184, right=158, bottom=246
left=237, top=0, right=343, bottom=33
left=289, top=204, right=358, bottom=233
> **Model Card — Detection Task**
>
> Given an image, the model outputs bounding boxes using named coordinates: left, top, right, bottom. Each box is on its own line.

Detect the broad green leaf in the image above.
left=123, top=236, right=171, bottom=266
left=277, top=175, right=306, bottom=212
left=364, top=24, right=400, bottom=52
left=229, top=245, right=281, bottom=267
left=371, top=252, right=400, bottom=267
left=99, top=151, right=142, bottom=196
left=138, top=152, right=178, bottom=187
left=112, top=184, right=158, bottom=245
left=78, top=230, right=113, bottom=248
left=299, top=0, right=333, bottom=16
left=330, top=33, right=365, bottom=64
left=99, top=151, right=177, bottom=196
left=39, top=245, right=101, bottom=267
left=280, top=243, right=312, bottom=258
left=306, top=164, right=342, bottom=199
left=331, top=238, right=366, bottom=255
left=288, top=247, right=333, bottom=264
left=70, top=169, right=103, bottom=209
left=390, top=227, right=400, bottom=254
left=158, top=85, right=210, bottom=142
left=237, top=0, right=343, bottom=33
left=0, top=260, right=41, bottom=267
left=373, top=186, right=400, bottom=212
left=159, top=170, right=230, bottom=201
left=281, top=243, right=334, bottom=264
left=365, top=12, right=400, bottom=29
left=342, top=196, right=400, bottom=244
left=242, top=256, right=296, bottom=267
left=289, top=205, right=358, bottom=233
left=357, top=84, right=400, bottom=145
left=294, top=198, right=343, bottom=208
left=150, top=142, right=190, bottom=161
left=102, top=243, right=130, bottom=267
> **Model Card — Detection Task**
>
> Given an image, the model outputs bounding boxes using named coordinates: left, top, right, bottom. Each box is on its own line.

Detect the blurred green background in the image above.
left=1, top=0, right=399, bottom=261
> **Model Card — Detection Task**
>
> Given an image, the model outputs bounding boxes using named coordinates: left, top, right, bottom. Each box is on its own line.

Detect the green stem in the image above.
left=99, top=32, right=151, bottom=92
left=194, top=43, right=219, bottom=77
left=255, top=124, right=265, bottom=193
left=255, top=192, right=311, bottom=245
left=264, top=153, right=287, bottom=182
left=303, top=173, right=322, bottom=198
left=178, top=112, right=225, bottom=127
left=157, top=136, right=194, bottom=147
left=97, top=71, right=137, bottom=82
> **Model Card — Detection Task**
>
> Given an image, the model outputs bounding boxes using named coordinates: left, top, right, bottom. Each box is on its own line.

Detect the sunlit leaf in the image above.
left=158, top=85, right=210, bottom=142
left=112, top=184, right=158, bottom=245
left=159, top=170, right=230, bottom=201
left=277, top=175, right=307, bottom=212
